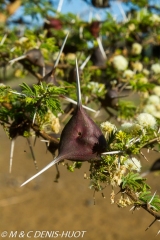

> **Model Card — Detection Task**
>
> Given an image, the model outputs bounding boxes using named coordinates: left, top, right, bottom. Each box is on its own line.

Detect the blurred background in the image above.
left=1, top=0, right=160, bottom=239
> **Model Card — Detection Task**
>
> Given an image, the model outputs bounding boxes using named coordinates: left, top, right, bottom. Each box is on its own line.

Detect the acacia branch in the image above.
left=124, top=187, right=160, bottom=230
left=1, top=101, right=59, bottom=146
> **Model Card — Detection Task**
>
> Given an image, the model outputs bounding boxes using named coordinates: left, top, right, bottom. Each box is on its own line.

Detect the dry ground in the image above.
left=0, top=125, right=160, bottom=240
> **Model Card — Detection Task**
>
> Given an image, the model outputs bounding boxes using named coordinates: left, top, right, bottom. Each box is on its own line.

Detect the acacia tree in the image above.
left=0, top=0, right=160, bottom=233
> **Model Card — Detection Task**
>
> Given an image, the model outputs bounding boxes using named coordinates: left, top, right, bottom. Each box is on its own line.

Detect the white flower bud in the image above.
left=123, top=69, right=134, bottom=79
left=66, top=53, right=76, bottom=61
left=142, top=68, right=150, bottom=76
left=131, top=43, right=142, bottom=55
left=144, top=104, right=157, bottom=114
left=112, top=55, right=128, bottom=71
left=152, top=86, right=160, bottom=97
left=132, top=61, right=143, bottom=72
left=139, top=77, right=148, bottom=83
left=128, top=23, right=135, bottom=31
left=147, top=95, right=160, bottom=106
left=151, top=63, right=160, bottom=74
left=136, top=113, right=156, bottom=129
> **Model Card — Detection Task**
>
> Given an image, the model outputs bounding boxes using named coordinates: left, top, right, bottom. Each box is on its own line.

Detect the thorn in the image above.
left=9, top=139, right=15, bottom=173
left=129, top=206, right=136, bottom=212
left=54, top=164, right=60, bottom=182
left=148, top=191, right=157, bottom=205
left=33, top=136, right=37, bottom=146
left=88, top=10, right=93, bottom=23
left=57, top=0, right=64, bottom=13
left=26, top=138, right=38, bottom=170
left=96, top=37, right=107, bottom=60
left=140, top=151, right=148, bottom=161
left=42, top=66, right=45, bottom=77
left=145, top=218, right=157, bottom=231
left=102, top=192, right=106, bottom=198
left=126, top=137, right=140, bottom=148
left=116, top=1, right=128, bottom=22
left=61, top=107, right=74, bottom=123
left=102, top=150, right=123, bottom=155
left=54, top=31, right=69, bottom=68
left=9, top=55, right=26, bottom=65
left=156, top=230, right=160, bottom=236
left=59, top=96, right=96, bottom=113
left=41, top=139, right=50, bottom=143
left=0, top=33, right=7, bottom=45
left=75, top=58, right=81, bottom=107
left=32, top=111, right=37, bottom=125
left=80, top=55, right=91, bottom=70
left=20, top=157, right=60, bottom=187
left=9, top=91, right=26, bottom=97
left=94, top=109, right=100, bottom=118
left=93, top=190, right=96, bottom=205
left=79, top=26, right=84, bottom=39
left=118, top=156, right=121, bottom=168
left=140, top=170, right=150, bottom=178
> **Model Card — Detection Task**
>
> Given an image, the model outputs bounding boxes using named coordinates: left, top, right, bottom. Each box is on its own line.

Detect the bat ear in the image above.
left=75, top=58, right=82, bottom=107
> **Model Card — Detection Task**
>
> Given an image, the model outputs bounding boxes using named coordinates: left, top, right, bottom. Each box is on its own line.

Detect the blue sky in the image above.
left=9, top=0, right=160, bottom=26
left=55, top=0, right=130, bottom=21
left=9, top=0, right=131, bottom=25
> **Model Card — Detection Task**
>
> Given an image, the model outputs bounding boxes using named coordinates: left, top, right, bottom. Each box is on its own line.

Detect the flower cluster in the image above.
left=100, top=121, right=117, bottom=138
left=36, top=110, right=60, bottom=134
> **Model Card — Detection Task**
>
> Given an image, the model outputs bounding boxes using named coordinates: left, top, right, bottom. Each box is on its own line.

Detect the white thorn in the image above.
left=32, top=111, right=37, bottom=125
left=60, top=95, right=96, bottom=113
left=75, top=58, right=81, bottom=107
left=21, top=157, right=60, bottom=187
left=94, top=109, right=100, bottom=118
left=9, top=139, right=15, bottom=173
left=140, top=170, right=150, bottom=178
left=80, top=55, right=91, bottom=70
left=148, top=191, right=157, bottom=205
left=79, top=26, right=84, bottom=39
left=96, top=37, right=107, bottom=60
left=102, top=150, right=123, bottom=155
left=9, top=91, right=26, bottom=97
left=156, top=230, right=160, bottom=236
left=116, top=1, right=128, bottom=22
left=54, top=32, right=69, bottom=68
left=57, top=0, right=64, bottom=13
left=95, top=13, right=101, bottom=21
left=41, top=140, right=50, bottom=143
left=129, top=206, right=135, bottom=211
left=9, top=55, right=26, bottom=65
left=42, top=66, right=45, bottom=77
left=0, top=34, right=7, bottom=45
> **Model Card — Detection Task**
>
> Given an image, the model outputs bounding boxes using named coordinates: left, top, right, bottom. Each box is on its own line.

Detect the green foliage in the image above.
left=67, top=162, right=83, bottom=172
left=118, top=100, right=137, bottom=119
left=122, top=173, right=149, bottom=192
